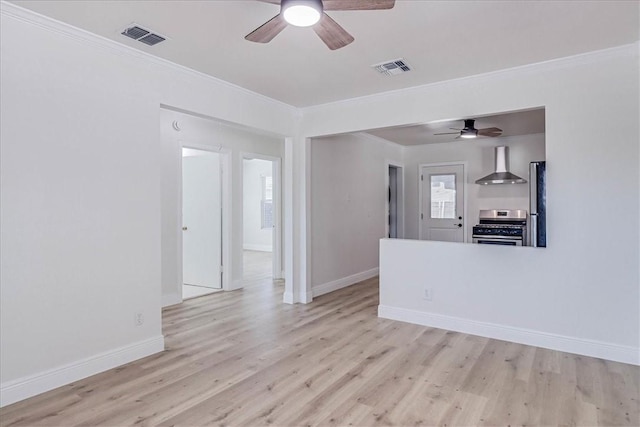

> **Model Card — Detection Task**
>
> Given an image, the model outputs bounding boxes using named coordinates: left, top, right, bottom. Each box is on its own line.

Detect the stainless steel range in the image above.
left=472, top=209, right=528, bottom=246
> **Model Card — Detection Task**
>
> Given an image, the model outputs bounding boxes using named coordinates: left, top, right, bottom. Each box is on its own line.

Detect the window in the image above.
left=261, top=175, right=273, bottom=229
left=430, top=174, right=456, bottom=219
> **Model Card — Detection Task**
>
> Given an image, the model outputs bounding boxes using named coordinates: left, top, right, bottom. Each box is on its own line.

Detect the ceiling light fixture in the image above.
left=281, top=0, right=323, bottom=27
left=459, top=119, right=479, bottom=139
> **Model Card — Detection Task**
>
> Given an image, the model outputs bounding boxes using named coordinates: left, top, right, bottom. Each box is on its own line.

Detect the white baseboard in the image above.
left=378, top=305, right=639, bottom=366
left=243, top=244, right=273, bottom=252
left=0, top=335, right=165, bottom=407
left=283, top=291, right=295, bottom=304
left=229, top=279, right=244, bottom=291
left=312, top=268, right=379, bottom=298
left=162, top=291, right=182, bottom=308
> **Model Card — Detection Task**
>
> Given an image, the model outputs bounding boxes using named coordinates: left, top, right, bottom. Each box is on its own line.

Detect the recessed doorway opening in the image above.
left=386, top=162, right=405, bottom=239
left=242, top=155, right=282, bottom=285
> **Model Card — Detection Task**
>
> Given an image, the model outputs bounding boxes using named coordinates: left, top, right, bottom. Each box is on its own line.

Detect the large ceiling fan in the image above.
left=245, top=0, right=396, bottom=50
left=435, top=119, right=503, bottom=139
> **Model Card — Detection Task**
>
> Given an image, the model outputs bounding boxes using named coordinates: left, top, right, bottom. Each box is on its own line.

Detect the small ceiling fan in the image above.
left=245, top=0, right=396, bottom=50
left=435, top=119, right=503, bottom=139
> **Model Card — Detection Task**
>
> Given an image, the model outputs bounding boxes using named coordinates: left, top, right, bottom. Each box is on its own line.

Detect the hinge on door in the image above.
left=421, top=213, right=423, bottom=220
left=421, top=174, right=423, bottom=181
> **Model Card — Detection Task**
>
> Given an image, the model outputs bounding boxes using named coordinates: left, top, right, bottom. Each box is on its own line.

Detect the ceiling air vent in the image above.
left=121, top=24, right=166, bottom=46
left=371, top=58, right=411, bottom=76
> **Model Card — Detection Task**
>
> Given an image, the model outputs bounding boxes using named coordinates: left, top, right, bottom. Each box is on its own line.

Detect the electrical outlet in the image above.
left=135, top=312, right=144, bottom=326
left=423, top=288, right=433, bottom=301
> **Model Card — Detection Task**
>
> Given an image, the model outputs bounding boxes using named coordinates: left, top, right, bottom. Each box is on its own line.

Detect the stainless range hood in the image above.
left=475, top=146, right=527, bottom=185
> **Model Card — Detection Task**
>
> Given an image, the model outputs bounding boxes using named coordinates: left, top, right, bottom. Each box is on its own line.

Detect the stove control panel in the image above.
left=472, top=225, right=526, bottom=237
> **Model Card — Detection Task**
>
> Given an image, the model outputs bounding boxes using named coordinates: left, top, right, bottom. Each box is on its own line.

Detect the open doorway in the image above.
left=181, top=147, right=223, bottom=299
left=386, top=162, right=405, bottom=239
left=242, top=155, right=282, bottom=283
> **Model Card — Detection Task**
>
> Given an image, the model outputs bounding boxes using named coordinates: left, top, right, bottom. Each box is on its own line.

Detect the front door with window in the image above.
left=420, top=164, right=465, bottom=243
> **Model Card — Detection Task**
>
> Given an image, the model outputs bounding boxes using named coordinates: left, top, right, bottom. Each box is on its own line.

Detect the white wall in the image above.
left=161, top=109, right=283, bottom=306
left=0, top=3, right=295, bottom=406
left=243, top=159, right=273, bottom=252
left=299, top=45, right=639, bottom=363
left=403, top=133, right=546, bottom=241
left=1, top=0, right=637, bottom=410
left=310, top=133, right=403, bottom=296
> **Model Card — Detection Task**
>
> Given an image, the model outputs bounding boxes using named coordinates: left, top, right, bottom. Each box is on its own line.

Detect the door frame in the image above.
left=178, top=142, right=232, bottom=295
left=418, top=161, right=468, bottom=243
left=241, top=152, right=283, bottom=280
left=384, top=160, right=405, bottom=239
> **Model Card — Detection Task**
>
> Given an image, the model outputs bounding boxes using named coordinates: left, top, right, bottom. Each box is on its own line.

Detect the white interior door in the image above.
left=182, top=150, right=222, bottom=289
left=420, top=164, right=465, bottom=243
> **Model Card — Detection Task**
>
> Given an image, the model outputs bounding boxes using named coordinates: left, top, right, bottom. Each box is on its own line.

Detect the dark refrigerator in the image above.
left=529, top=161, right=546, bottom=247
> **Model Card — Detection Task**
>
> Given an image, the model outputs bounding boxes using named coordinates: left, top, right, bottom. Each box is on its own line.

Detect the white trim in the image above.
left=0, top=1, right=297, bottom=115
left=283, top=291, right=295, bottom=304
left=162, top=291, right=182, bottom=308
left=418, top=161, right=468, bottom=243
left=230, top=279, right=244, bottom=291
left=312, top=268, right=379, bottom=298
left=243, top=244, right=273, bottom=252
left=301, top=42, right=640, bottom=115
left=283, top=138, right=295, bottom=304
left=0, top=336, right=165, bottom=407
left=378, top=305, right=639, bottom=366
left=304, top=137, right=312, bottom=302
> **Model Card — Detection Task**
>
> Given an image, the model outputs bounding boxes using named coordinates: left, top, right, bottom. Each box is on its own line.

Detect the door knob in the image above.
left=182, top=226, right=188, bottom=231
left=455, top=223, right=462, bottom=228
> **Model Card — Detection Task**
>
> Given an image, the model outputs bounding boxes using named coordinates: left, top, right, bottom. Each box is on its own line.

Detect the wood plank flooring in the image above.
left=243, top=250, right=273, bottom=281
left=1, top=275, right=638, bottom=426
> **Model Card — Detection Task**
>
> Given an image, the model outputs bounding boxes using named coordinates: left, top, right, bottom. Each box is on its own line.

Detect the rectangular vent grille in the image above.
left=139, top=33, right=166, bottom=46
left=121, top=24, right=166, bottom=46
left=371, top=58, right=412, bottom=76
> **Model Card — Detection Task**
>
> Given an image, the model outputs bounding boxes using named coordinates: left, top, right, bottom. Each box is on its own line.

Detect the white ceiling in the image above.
left=10, top=1, right=639, bottom=108
left=365, top=108, right=545, bottom=146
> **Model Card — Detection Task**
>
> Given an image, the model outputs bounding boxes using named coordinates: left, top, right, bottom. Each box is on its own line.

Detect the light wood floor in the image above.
left=243, top=249, right=272, bottom=281
left=182, top=284, right=221, bottom=300
left=1, top=277, right=638, bottom=426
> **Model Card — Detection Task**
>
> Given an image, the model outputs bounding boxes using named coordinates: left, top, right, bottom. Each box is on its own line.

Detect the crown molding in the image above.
left=302, top=41, right=640, bottom=113
left=2, top=0, right=637, bottom=117
left=0, top=1, right=298, bottom=115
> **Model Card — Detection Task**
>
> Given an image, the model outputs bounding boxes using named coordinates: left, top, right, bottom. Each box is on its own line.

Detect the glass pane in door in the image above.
left=430, top=174, right=456, bottom=219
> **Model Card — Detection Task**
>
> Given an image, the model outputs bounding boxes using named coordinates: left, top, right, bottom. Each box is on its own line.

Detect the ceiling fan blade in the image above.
left=478, top=127, right=503, bottom=137
left=245, top=14, right=287, bottom=43
left=313, top=13, right=354, bottom=50
left=434, top=132, right=460, bottom=136
left=323, top=0, right=395, bottom=11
